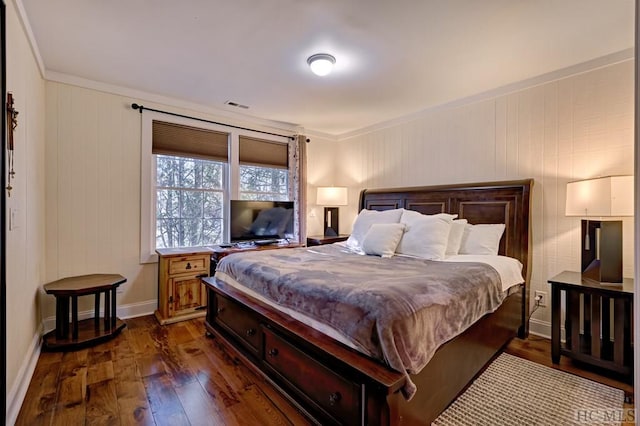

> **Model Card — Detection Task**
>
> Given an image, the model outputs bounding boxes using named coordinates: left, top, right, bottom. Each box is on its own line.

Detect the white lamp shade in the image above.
left=565, top=176, right=634, bottom=217
left=317, top=186, right=348, bottom=206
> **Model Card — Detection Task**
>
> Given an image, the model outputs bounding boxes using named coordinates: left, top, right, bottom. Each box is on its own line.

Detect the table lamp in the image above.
left=317, top=186, right=348, bottom=237
left=565, top=176, right=633, bottom=283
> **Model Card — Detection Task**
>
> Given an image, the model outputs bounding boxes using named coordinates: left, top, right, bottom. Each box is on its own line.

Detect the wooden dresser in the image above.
left=155, top=247, right=214, bottom=325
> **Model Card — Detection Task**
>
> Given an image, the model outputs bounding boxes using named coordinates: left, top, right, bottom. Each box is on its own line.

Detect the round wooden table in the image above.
left=43, top=274, right=127, bottom=350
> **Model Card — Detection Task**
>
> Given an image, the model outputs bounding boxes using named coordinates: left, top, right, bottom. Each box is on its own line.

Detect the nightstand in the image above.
left=155, top=247, right=213, bottom=325
left=548, top=271, right=633, bottom=381
left=306, top=235, right=349, bottom=246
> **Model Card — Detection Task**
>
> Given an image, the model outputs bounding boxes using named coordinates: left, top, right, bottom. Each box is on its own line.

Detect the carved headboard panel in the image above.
left=359, top=179, right=533, bottom=288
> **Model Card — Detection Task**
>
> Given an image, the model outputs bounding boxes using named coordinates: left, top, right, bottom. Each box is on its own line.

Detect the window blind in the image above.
left=152, top=121, right=229, bottom=161
left=239, top=136, right=289, bottom=169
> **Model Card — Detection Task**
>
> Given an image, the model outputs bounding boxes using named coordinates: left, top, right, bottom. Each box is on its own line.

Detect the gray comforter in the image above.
left=215, top=244, right=505, bottom=399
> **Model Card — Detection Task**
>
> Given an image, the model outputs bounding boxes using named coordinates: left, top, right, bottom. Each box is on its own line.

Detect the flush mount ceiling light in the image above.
left=307, top=53, right=336, bottom=76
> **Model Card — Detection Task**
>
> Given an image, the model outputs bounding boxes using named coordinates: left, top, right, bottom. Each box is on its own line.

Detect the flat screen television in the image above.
left=229, top=200, right=294, bottom=243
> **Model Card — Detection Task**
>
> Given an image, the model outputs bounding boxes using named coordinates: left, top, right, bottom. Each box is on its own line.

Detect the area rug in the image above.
left=432, top=353, right=626, bottom=426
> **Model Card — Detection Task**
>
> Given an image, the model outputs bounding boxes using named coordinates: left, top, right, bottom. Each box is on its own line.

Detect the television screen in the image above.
left=229, top=200, right=294, bottom=243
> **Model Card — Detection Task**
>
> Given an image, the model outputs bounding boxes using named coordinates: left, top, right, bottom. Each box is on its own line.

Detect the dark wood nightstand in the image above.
left=549, top=271, right=633, bottom=381
left=306, top=235, right=349, bottom=246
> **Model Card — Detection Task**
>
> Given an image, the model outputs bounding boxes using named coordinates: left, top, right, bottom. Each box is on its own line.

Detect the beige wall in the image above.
left=305, top=134, right=341, bottom=236
left=335, top=60, right=635, bottom=330
left=43, top=82, right=324, bottom=320
left=44, top=84, right=151, bottom=317
left=6, top=0, right=47, bottom=407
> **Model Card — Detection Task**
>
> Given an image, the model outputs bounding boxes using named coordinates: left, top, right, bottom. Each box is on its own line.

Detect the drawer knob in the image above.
left=268, top=348, right=279, bottom=357
left=186, top=262, right=192, bottom=269
left=217, top=307, right=225, bottom=314
left=329, top=392, right=341, bottom=406
left=246, top=328, right=256, bottom=337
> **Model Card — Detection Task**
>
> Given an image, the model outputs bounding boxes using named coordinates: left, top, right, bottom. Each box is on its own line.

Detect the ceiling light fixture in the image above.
left=307, top=53, right=336, bottom=76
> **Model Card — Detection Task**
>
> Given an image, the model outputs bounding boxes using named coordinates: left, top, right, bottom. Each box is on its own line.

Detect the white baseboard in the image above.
left=6, top=327, right=42, bottom=426
left=42, top=299, right=157, bottom=333
left=528, top=318, right=567, bottom=342
left=118, top=299, right=158, bottom=320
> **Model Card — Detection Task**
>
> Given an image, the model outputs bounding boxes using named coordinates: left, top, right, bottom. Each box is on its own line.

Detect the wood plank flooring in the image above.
left=16, top=317, right=633, bottom=425
left=16, top=316, right=310, bottom=426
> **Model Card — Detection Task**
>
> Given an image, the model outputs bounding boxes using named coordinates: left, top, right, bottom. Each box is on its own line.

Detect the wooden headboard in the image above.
left=359, top=179, right=533, bottom=295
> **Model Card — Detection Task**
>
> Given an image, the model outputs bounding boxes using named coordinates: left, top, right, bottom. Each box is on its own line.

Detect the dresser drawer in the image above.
left=214, top=294, right=261, bottom=355
left=168, top=256, right=207, bottom=275
left=263, top=327, right=360, bottom=425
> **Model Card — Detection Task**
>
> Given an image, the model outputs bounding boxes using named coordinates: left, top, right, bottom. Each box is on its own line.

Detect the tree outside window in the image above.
left=156, top=155, right=224, bottom=248
left=239, top=165, right=289, bottom=201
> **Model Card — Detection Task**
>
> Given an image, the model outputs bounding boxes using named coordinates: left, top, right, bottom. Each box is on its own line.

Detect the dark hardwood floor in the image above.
left=15, top=316, right=633, bottom=425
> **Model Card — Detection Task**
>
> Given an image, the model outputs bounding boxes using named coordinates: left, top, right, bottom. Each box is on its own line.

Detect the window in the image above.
left=238, top=135, right=290, bottom=201
left=239, top=165, right=289, bottom=201
left=140, top=114, right=296, bottom=262
left=151, top=120, right=229, bottom=250
left=155, top=155, right=224, bottom=248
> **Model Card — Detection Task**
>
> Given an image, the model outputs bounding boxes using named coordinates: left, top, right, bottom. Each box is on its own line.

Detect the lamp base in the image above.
left=323, top=207, right=339, bottom=237
left=581, top=220, right=623, bottom=283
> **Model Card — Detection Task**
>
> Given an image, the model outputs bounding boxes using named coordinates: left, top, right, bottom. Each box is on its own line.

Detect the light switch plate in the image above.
left=9, top=208, right=19, bottom=230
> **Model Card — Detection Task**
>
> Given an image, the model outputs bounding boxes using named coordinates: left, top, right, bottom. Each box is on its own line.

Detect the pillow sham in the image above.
left=396, top=210, right=452, bottom=260
left=445, top=219, right=468, bottom=256
left=346, top=208, right=403, bottom=250
left=400, top=209, right=458, bottom=222
left=361, top=223, right=406, bottom=258
left=458, top=223, right=506, bottom=256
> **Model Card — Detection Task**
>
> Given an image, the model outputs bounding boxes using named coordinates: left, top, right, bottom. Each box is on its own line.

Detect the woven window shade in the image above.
left=239, top=136, right=289, bottom=168
left=152, top=121, right=229, bottom=161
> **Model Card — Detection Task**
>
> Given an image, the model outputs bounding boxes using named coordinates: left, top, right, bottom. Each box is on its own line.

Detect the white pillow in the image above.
left=459, top=223, right=506, bottom=255
left=400, top=209, right=458, bottom=222
left=346, top=208, right=403, bottom=250
left=361, top=223, right=406, bottom=258
left=445, top=219, right=468, bottom=256
left=396, top=211, right=453, bottom=260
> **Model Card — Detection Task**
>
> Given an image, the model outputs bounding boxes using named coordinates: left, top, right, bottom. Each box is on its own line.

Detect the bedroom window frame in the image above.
left=140, top=111, right=293, bottom=263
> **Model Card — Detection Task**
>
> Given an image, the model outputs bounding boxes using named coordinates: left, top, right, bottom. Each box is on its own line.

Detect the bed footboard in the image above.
left=203, top=277, right=522, bottom=425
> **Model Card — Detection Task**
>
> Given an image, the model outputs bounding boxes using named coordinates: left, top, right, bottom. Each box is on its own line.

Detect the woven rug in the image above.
left=432, top=353, right=626, bottom=426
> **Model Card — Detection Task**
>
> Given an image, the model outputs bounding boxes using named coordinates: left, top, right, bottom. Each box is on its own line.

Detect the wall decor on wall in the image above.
left=6, top=92, right=16, bottom=196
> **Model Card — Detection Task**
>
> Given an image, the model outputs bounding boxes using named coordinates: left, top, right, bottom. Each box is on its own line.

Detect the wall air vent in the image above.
left=224, top=101, right=249, bottom=109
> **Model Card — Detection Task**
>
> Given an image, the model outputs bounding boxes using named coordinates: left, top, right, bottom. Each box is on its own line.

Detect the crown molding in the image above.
left=46, top=70, right=302, bottom=135
left=336, top=48, right=635, bottom=141
left=303, top=129, right=340, bottom=141
left=13, top=0, right=45, bottom=78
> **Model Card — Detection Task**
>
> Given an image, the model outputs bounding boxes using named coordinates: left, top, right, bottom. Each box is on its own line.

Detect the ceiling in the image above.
left=20, top=0, right=635, bottom=136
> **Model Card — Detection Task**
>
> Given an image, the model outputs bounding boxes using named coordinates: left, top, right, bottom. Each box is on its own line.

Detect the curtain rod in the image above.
left=131, top=103, right=296, bottom=140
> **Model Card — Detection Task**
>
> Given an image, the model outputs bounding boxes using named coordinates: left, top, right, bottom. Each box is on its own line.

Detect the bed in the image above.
left=203, top=179, right=533, bottom=425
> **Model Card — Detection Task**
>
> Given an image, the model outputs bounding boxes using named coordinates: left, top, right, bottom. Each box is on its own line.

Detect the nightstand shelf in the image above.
left=306, top=235, right=349, bottom=246
left=549, top=271, right=633, bottom=381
